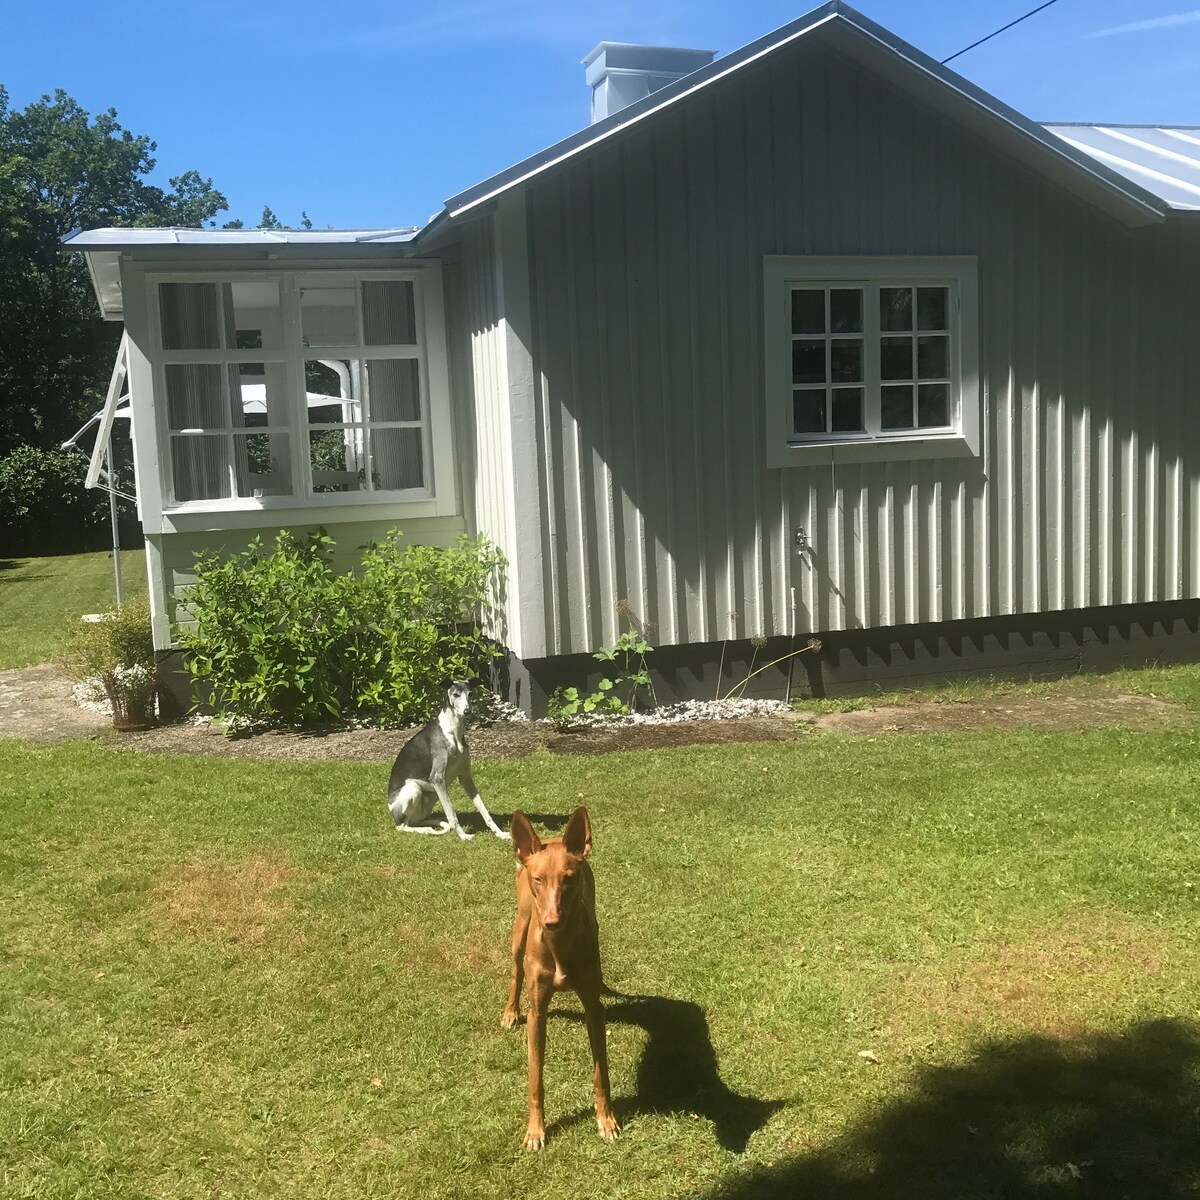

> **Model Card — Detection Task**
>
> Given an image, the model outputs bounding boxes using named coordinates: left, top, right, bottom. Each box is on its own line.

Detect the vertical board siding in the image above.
left=508, top=41, right=1200, bottom=653
left=460, top=218, right=521, bottom=646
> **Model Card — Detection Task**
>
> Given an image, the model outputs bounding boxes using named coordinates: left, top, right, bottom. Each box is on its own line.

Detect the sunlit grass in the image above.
left=2, top=730, right=1199, bottom=1197
left=0, top=549, right=146, bottom=670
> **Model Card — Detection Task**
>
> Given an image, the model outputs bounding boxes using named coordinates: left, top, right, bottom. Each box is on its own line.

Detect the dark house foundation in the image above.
left=501, top=600, right=1200, bottom=718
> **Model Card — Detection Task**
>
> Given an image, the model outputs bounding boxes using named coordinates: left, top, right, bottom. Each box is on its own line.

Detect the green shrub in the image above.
left=176, top=528, right=504, bottom=729
left=547, top=627, right=655, bottom=730
left=62, top=595, right=155, bottom=679
left=0, top=445, right=130, bottom=555
left=61, top=597, right=158, bottom=729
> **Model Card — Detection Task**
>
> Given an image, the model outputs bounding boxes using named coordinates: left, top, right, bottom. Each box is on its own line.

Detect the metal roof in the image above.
left=62, top=226, right=422, bottom=249
left=1042, top=125, right=1200, bottom=211
left=63, top=227, right=426, bottom=320
left=439, top=0, right=1169, bottom=228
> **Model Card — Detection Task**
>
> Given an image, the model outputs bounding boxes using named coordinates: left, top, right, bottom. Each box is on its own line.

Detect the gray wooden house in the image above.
left=67, top=2, right=1200, bottom=710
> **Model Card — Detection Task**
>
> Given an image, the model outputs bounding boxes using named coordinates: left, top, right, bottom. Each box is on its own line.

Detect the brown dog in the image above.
left=501, top=806, right=620, bottom=1150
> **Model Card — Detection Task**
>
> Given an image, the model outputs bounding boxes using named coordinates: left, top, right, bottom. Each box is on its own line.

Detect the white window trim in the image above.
left=764, top=256, right=980, bottom=467
left=144, top=263, right=457, bottom=519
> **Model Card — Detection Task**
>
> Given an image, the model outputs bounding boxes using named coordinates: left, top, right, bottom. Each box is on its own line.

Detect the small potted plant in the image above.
left=64, top=597, right=159, bottom=731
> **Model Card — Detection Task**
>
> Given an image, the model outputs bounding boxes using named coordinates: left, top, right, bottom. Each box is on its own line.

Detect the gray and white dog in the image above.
left=386, top=679, right=509, bottom=841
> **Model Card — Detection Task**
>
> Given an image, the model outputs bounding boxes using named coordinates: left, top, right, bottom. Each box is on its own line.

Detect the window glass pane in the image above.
left=881, top=385, right=914, bottom=430
left=170, top=434, right=232, bottom=501
left=830, top=339, right=862, bottom=383
left=301, top=286, right=358, bottom=346
left=165, top=364, right=227, bottom=430
left=304, top=355, right=350, bottom=408
left=880, top=337, right=914, bottom=381
left=792, top=390, right=826, bottom=434
left=366, top=359, right=421, bottom=422
left=792, top=340, right=826, bottom=385
left=305, top=359, right=357, bottom=424
left=235, top=362, right=292, bottom=427
left=236, top=330, right=264, bottom=373
left=239, top=431, right=292, bottom=495
left=160, top=282, right=223, bottom=350
left=917, top=287, right=948, bottom=331
left=918, top=383, right=950, bottom=427
left=370, top=427, right=424, bottom=490
left=831, top=388, right=863, bottom=433
left=880, top=287, right=913, bottom=331
left=229, top=279, right=283, bottom=351
left=917, top=335, right=949, bottom=380
left=363, top=281, right=417, bottom=345
left=310, top=427, right=363, bottom=492
left=791, top=290, right=825, bottom=335
left=830, top=289, right=862, bottom=333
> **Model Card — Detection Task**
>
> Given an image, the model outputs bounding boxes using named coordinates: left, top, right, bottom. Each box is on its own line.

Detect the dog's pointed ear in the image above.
left=511, top=810, right=542, bottom=863
left=440, top=677, right=453, bottom=693
left=563, top=806, right=592, bottom=858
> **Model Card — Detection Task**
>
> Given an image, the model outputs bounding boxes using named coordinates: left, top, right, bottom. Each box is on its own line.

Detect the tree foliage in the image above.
left=0, top=86, right=230, bottom=455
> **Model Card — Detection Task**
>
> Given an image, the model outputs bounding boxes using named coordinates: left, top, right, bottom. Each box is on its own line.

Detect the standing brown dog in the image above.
left=501, top=806, right=620, bottom=1151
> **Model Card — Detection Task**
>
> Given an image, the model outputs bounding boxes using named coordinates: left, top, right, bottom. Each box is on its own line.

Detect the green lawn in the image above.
left=0, top=549, right=147, bottom=670
left=2, top=730, right=1199, bottom=1198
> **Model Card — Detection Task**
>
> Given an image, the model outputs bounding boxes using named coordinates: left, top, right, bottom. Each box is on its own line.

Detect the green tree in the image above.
left=0, top=87, right=229, bottom=454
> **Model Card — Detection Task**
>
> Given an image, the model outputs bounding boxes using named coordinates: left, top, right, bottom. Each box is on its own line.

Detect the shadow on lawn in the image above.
left=704, top=1018, right=1200, bottom=1199
left=548, top=992, right=783, bottom=1153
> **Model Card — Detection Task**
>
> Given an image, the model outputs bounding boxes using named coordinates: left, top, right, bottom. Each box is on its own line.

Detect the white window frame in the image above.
left=144, top=263, right=456, bottom=520
left=764, top=256, right=980, bottom=467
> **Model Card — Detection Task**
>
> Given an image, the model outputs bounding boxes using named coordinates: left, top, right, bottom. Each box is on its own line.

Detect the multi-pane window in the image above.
left=764, top=257, right=978, bottom=466
left=301, top=279, right=425, bottom=495
left=153, top=273, right=436, bottom=506
left=788, top=280, right=956, bottom=440
left=158, top=279, right=291, bottom=502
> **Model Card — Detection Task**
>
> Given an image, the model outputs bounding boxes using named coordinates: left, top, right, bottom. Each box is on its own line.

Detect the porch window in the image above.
left=158, top=280, right=292, bottom=502
left=152, top=271, right=441, bottom=507
left=764, top=257, right=979, bottom=466
left=301, top=279, right=426, bottom=495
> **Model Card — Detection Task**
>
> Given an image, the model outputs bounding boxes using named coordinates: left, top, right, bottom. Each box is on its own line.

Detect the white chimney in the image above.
left=584, top=42, right=715, bottom=124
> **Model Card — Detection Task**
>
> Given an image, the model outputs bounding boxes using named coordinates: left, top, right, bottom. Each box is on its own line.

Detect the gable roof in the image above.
left=430, top=1, right=1169, bottom=232
left=1042, top=125, right=1200, bottom=211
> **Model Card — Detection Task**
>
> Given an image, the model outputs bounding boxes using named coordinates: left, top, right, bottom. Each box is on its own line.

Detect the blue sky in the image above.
left=3, top=0, right=1198, bottom=229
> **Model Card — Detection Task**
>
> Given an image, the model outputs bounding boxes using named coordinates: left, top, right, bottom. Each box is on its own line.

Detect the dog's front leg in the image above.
left=579, top=980, right=620, bottom=1142
left=460, top=761, right=510, bottom=839
left=432, top=779, right=473, bottom=840
left=501, top=904, right=529, bottom=1029
left=522, top=982, right=550, bottom=1150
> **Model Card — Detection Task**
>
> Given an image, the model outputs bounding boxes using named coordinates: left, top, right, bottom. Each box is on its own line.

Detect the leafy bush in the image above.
left=547, top=627, right=655, bottom=730
left=62, top=595, right=155, bottom=679
left=0, top=445, right=123, bottom=554
left=61, top=596, right=158, bottom=728
left=176, top=528, right=504, bottom=729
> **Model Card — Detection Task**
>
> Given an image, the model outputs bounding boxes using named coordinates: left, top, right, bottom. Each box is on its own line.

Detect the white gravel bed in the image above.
left=551, top=697, right=793, bottom=730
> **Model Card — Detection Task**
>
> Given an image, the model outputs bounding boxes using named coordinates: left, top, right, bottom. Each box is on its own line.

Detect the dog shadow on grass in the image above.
left=698, top=1018, right=1200, bottom=1199
left=547, top=991, right=783, bottom=1153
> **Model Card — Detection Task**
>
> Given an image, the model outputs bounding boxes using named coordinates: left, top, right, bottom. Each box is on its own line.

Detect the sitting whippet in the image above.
left=386, top=679, right=509, bottom=841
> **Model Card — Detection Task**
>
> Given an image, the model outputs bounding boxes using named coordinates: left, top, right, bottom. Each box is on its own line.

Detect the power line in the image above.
left=941, top=0, right=1060, bottom=66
